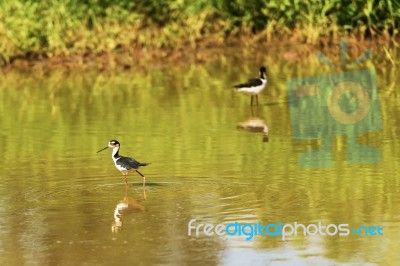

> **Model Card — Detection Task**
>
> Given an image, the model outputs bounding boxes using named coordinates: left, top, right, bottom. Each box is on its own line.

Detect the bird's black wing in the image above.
left=234, top=78, right=263, bottom=89
left=117, top=156, right=148, bottom=170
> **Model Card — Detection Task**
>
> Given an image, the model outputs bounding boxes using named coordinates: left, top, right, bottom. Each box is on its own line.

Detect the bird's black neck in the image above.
left=112, top=147, right=120, bottom=159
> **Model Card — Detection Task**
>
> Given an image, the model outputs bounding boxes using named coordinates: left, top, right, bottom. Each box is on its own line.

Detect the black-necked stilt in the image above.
left=97, top=140, right=148, bottom=186
left=233, top=66, right=267, bottom=105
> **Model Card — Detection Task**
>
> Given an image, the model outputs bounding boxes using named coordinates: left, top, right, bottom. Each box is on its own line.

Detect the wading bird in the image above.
left=97, top=140, right=148, bottom=186
left=233, top=66, right=267, bottom=106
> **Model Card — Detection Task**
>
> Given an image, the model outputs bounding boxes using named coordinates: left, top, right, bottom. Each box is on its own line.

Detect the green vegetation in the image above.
left=0, top=0, right=399, bottom=65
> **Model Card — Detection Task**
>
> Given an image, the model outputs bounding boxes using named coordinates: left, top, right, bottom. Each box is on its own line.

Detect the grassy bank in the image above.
left=0, top=0, right=399, bottom=66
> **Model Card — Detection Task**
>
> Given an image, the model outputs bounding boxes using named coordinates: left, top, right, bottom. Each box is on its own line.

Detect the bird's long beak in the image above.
left=97, top=146, right=109, bottom=153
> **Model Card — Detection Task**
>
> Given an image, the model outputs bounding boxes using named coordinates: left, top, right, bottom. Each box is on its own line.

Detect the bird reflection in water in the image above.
left=111, top=187, right=146, bottom=233
left=237, top=106, right=269, bottom=142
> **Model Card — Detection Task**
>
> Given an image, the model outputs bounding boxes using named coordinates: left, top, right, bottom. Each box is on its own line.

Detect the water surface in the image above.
left=0, top=49, right=399, bottom=265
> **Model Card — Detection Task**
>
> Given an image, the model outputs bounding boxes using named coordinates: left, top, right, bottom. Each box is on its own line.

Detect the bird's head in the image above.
left=97, top=140, right=120, bottom=153
left=108, top=140, right=120, bottom=148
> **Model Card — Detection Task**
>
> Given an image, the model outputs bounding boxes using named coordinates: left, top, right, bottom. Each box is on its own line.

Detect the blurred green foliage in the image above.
left=0, top=0, right=399, bottom=64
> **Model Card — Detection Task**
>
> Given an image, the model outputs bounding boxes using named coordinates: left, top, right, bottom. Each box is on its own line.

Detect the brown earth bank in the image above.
left=1, top=35, right=399, bottom=74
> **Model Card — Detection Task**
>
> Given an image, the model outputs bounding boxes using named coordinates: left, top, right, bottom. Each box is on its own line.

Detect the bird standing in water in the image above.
left=97, top=140, right=148, bottom=187
left=233, top=66, right=267, bottom=106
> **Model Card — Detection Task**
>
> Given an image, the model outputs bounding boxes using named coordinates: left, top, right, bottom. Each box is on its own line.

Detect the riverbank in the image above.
left=1, top=0, right=399, bottom=71
left=1, top=35, right=398, bottom=74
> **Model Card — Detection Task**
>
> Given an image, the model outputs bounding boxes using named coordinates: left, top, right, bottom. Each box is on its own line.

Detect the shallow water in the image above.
left=0, top=48, right=399, bottom=265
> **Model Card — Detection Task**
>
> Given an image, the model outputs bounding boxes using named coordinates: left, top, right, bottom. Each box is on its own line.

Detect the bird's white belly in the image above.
left=115, top=164, right=128, bottom=172
left=113, top=158, right=129, bottom=172
left=237, top=81, right=267, bottom=95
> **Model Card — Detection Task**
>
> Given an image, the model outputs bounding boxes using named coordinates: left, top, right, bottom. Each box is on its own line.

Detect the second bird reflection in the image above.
left=237, top=106, right=269, bottom=142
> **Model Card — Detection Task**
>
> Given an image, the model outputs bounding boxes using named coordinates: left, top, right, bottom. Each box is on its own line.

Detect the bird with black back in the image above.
left=97, top=140, right=149, bottom=187
left=233, top=66, right=267, bottom=106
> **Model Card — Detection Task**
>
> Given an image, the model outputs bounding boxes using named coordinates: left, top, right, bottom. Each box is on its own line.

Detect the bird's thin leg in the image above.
left=256, top=95, right=259, bottom=105
left=124, top=183, right=128, bottom=197
left=143, top=187, right=147, bottom=200
left=250, top=96, right=254, bottom=106
left=135, top=170, right=146, bottom=187
left=124, top=173, right=128, bottom=187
